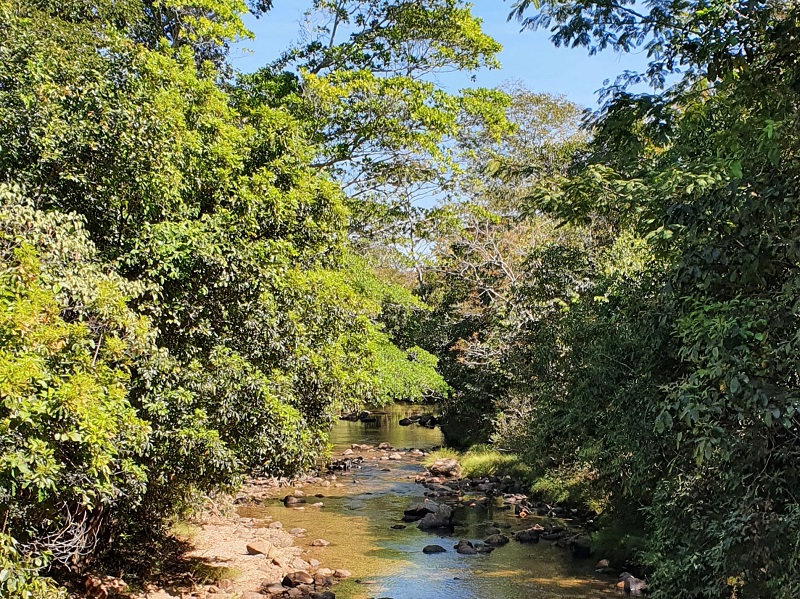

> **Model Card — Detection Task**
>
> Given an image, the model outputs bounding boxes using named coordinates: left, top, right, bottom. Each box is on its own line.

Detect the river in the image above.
left=240, top=403, right=617, bottom=599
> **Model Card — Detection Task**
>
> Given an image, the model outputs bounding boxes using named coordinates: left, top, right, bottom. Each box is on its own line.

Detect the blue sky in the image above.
left=229, top=1, right=653, bottom=109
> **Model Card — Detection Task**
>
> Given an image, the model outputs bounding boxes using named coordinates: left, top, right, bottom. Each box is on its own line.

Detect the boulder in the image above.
left=246, top=541, right=274, bottom=556
left=514, top=529, right=540, bottom=544
left=619, top=573, right=649, bottom=595
left=428, top=458, right=461, bottom=478
left=417, top=504, right=454, bottom=530
left=311, top=538, right=330, bottom=547
left=282, top=572, right=314, bottom=588
left=399, top=418, right=413, bottom=426
left=454, top=539, right=477, bottom=555
left=422, top=545, right=447, bottom=554
left=483, top=534, right=510, bottom=546
left=283, top=495, right=306, bottom=507
left=403, top=502, right=437, bottom=519
left=310, top=592, right=335, bottom=599
left=313, top=573, right=333, bottom=587
left=333, top=569, right=351, bottom=579
left=263, top=584, right=285, bottom=595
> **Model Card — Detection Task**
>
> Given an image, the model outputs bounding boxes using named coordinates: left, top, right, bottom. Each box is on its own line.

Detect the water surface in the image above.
left=242, top=404, right=617, bottom=599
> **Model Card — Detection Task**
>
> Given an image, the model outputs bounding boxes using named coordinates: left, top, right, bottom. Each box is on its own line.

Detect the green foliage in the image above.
left=264, top=0, right=510, bottom=275
left=0, top=189, right=152, bottom=570
left=0, top=533, right=65, bottom=599
left=0, top=0, right=465, bottom=589
left=368, top=336, right=448, bottom=404
left=495, top=2, right=800, bottom=596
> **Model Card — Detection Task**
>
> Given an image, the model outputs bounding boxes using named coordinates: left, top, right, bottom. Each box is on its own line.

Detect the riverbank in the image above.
left=88, top=404, right=627, bottom=599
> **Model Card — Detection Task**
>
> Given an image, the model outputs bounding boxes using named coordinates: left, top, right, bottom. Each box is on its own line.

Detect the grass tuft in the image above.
left=423, top=445, right=531, bottom=480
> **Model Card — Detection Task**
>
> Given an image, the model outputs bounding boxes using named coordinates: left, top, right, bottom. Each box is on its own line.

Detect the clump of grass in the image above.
left=423, top=445, right=531, bottom=481
left=422, top=447, right=460, bottom=468
left=170, top=521, right=200, bottom=541
left=460, top=445, right=532, bottom=480
left=187, top=563, right=241, bottom=584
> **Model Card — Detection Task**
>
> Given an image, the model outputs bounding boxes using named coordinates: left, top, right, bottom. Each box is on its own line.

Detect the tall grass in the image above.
left=423, top=445, right=532, bottom=480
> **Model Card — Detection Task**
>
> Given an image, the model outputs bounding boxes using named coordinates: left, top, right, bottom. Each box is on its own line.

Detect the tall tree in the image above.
left=509, top=1, right=800, bottom=596
left=239, top=0, right=510, bottom=273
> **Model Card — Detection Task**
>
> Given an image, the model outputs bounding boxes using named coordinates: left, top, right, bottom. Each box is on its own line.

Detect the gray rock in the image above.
left=514, top=529, right=540, bottom=544
left=403, top=502, right=437, bottom=519
left=422, top=544, right=447, bottom=554
left=620, top=573, right=649, bottom=595
left=454, top=539, right=477, bottom=555
left=417, top=504, right=453, bottom=530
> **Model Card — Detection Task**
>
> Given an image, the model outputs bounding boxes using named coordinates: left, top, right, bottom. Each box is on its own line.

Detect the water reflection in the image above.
left=243, top=403, right=616, bottom=599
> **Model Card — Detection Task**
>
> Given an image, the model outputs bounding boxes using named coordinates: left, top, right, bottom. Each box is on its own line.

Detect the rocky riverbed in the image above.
left=97, top=404, right=644, bottom=599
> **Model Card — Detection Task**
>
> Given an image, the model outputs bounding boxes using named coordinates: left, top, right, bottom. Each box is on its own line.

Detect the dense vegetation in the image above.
left=1, top=0, right=799, bottom=597
left=0, top=0, right=457, bottom=594
left=408, top=2, right=800, bottom=597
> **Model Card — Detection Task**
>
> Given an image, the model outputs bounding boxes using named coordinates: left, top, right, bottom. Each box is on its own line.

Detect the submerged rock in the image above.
left=454, top=540, right=477, bottom=555
left=483, top=534, right=510, bottom=546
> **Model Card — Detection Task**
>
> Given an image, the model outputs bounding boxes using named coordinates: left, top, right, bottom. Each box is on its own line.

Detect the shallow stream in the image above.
left=240, top=404, right=617, bottom=599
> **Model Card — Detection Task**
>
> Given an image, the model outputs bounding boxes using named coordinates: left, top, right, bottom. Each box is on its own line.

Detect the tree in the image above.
left=0, top=0, right=450, bottom=590
left=508, top=1, right=800, bottom=596
left=405, top=87, right=590, bottom=445
left=239, top=0, right=510, bottom=274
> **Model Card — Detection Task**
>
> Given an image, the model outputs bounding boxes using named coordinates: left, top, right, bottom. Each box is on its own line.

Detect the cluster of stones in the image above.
left=397, top=413, right=440, bottom=428
left=235, top=531, right=352, bottom=599
left=339, top=410, right=377, bottom=423
left=331, top=442, right=427, bottom=469
left=410, top=458, right=649, bottom=595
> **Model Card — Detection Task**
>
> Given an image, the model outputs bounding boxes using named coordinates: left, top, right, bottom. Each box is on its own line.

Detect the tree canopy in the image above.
left=2, top=0, right=799, bottom=596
